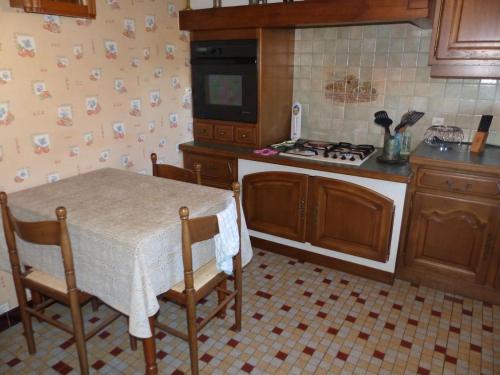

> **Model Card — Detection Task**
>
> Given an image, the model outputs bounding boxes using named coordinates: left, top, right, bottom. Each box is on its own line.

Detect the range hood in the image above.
left=179, top=0, right=434, bottom=31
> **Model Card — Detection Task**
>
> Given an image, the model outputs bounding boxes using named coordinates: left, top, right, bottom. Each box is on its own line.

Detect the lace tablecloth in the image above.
left=0, top=168, right=253, bottom=338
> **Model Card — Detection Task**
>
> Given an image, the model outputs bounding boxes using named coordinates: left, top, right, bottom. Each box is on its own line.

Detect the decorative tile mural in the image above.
left=324, top=74, right=377, bottom=104
left=0, top=0, right=192, bottom=194
left=294, top=25, right=500, bottom=147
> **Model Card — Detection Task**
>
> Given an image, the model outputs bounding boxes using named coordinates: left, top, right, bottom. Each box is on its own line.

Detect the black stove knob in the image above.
left=340, top=155, right=346, bottom=160
left=332, top=153, right=338, bottom=159
left=350, top=156, right=355, bottom=161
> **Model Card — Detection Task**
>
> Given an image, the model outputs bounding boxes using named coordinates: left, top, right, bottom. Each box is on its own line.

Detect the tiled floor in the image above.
left=1, top=249, right=499, bottom=374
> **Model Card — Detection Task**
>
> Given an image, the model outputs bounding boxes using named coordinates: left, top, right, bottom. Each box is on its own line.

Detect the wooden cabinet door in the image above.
left=11, top=0, right=96, bottom=18
left=432, top=0, right=500, bottom=63
left=242, top=172, right=308, bottom=242
left=307, top=177, right=394, bottom=262
left=183, top=152, right=236, bottom=190
left=405, top=192, right=497, bottom=284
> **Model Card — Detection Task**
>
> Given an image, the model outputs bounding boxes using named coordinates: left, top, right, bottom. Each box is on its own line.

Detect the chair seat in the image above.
left=25, top=269, right=67, bottom=294
left=171, top=260, right=219, bottom=293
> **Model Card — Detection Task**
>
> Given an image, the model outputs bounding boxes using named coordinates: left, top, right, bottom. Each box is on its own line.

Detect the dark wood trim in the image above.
left=179, top=0, right=432, bottom=31
left=191, top=29, right=258, bottom=41
left=431, top=64, right=500, bottom=79
left=251, top=236, right=395, bottom=285
left=0, top=306, right=21, bottom=333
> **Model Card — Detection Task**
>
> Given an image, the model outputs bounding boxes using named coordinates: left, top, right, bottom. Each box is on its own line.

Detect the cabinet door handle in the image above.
left=484, top=234, right=494, bottom=259
left=219, top=131, right=225, bottom=136
left=227, top=161, right=232, bottom=175
left=240, top=133, right=247, bottom=138
left=446, top=180, right=474, bottom=193
left=299, top=200, right=305, bottom=218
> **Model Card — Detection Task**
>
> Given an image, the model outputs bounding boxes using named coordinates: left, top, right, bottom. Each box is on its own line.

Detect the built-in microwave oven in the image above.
left=191, top=39, right=258, bottom=123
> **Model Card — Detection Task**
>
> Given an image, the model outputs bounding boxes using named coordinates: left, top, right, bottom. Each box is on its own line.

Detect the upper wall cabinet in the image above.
left=10, top=0, right=96, bottom=19
left=430, top=0, right=500, bottom=78
left=179, top=0, right=433, bottom=31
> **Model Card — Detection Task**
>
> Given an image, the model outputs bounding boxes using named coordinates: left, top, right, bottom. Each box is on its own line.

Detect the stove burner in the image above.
left=324, top=143, right=375, bottom=161
left=280, top=139, right=376, bottom=166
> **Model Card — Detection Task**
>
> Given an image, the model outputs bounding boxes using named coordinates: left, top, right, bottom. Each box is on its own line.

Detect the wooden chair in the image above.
left=151, top=153, right=202, bottom=185
left=157, top=182, right=243, bottom=375
left=0, top=192, right=121, bottom=375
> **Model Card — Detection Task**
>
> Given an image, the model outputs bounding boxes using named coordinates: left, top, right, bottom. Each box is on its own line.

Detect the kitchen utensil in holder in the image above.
left=399, top=130, right=412, bottom=155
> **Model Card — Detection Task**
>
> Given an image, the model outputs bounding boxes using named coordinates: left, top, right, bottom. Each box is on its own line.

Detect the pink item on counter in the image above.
left=253, top=148, right=279, bottom=156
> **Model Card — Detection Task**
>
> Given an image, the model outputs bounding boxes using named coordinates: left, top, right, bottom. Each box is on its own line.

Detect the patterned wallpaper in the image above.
left=293, top=24, right=500, bottom=148
left=0, top=0, right=192, bottom=194
left=0, top=0, right=191, bottom=309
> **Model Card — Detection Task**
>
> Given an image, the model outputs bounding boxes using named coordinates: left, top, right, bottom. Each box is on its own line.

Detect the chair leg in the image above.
left=19, top=289, right=36, bottom=354
left=129, top=334, right=138, bottom=351
left=186, top=291, right=199, bottom=375
left=233, top=255, right=242, bottom=332
left=69, top=296, right=89, bottom=375
left=91, top=298, right=99, bottom=312
left=216, top=279, right=227, bottom=319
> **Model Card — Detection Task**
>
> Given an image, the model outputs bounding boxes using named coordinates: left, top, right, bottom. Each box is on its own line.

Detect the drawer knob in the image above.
left=219, top=131, right=225, bottom=135
left=241, top=133, right=247, bottom=138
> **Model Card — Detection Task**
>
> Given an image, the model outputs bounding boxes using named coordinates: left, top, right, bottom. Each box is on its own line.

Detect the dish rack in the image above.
left=423, top=125, right=464, bottom=151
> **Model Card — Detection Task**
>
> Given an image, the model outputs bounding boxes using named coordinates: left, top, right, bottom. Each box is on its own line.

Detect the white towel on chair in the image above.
left=214, top=199, right=240, bottom=275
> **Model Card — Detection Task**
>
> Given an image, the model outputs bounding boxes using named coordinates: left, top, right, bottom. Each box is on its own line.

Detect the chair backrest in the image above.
left=178, top=182, right=241, bottom=278
left=151, top=153, right=201, bottom=185
left=0, top=192, right=77, bottom=293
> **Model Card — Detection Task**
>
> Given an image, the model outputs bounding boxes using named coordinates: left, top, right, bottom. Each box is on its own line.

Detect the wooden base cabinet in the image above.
left=399, top=147, right=500, bottom=303
left=242, top=172, right=395, bottom=262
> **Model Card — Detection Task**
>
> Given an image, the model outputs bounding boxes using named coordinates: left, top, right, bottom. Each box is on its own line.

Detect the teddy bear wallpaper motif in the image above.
left=0, top=0, right=192, bottom=193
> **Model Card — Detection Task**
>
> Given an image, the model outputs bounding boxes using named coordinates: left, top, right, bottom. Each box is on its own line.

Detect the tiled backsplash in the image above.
left=293, top=24, right=500, bottom=148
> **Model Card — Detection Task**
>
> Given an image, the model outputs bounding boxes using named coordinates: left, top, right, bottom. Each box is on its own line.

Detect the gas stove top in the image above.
left=280, top=140, right=376, bottom=166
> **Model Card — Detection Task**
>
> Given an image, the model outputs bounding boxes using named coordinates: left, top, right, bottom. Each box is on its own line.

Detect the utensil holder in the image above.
left=382, top=136, right=401, bottom=161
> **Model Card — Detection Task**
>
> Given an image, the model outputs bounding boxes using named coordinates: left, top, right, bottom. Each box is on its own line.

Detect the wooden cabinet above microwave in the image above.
left=10, top=0, right=96, bottom=19
left=430, top=0, right=500, bottom=78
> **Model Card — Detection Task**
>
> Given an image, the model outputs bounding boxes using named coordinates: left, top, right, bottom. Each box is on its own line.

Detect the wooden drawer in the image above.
left=235, top=126, right=257, bottom=145
left=194, top=122, right=213, bottom=140
left=214, top=125, right=234, bottom=142
left=183, top=152, right=237, bottom=190
left=417, top=169, right=500, bottom=198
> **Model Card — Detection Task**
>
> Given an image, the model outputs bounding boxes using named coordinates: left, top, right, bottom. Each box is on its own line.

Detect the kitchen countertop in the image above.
left=410, top=142, right=500, bottom=175
left=179, top=141, right=412, bottom=183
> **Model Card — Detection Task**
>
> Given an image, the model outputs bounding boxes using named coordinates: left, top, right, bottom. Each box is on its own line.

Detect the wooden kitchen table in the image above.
left=0, top=168, right=253, bottom=374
